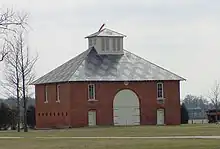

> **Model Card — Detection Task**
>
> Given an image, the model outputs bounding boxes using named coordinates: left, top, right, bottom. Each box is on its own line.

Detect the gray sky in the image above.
left=0, top=0, right=220, bottom=99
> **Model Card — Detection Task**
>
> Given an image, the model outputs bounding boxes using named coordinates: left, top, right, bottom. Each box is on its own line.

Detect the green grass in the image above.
left=0, top=124, right=220, bottom=137
left=0, top=139, right=219, bottom=149
left=0, top=124, right=220, bottom=149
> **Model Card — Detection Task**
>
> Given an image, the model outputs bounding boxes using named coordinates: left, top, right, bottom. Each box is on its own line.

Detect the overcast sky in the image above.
left=0, top=0, right=220, bottom=99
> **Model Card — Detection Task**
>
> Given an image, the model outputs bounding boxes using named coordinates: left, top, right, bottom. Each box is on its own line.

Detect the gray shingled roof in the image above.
left=32, top=48, right=185, bottom=85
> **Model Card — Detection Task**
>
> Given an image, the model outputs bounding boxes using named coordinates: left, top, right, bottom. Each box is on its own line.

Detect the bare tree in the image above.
left=3, top=36, right=22, bottom=132
left=0, top=8, right=28, bottom=62
left=3, top=31, right=37, bottom=132
left=18, top=32, right=37, bottom=132
left=0, top=8, right=29, bottom=131
left=208, top=80, right=220, bottom=123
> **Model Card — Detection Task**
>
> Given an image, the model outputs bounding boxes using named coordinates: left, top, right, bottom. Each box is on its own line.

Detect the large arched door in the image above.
left=113, top=89, right=140, bottom=126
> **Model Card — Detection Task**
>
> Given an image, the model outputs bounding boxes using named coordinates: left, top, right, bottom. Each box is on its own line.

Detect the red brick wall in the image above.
left=164, top=81, right=181, bottom=125
left=35, top=83, right=71, bottom=128
left=35, top=81, right=181, bottom=128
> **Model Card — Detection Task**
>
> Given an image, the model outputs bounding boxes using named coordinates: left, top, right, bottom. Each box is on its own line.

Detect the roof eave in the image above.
left=30, top=77, right=186, bottom=85
left=181, top=78, right=187, bottom=81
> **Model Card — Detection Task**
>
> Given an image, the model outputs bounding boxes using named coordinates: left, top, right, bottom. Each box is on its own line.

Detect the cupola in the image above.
left=85, top=24, right=126, bottom=55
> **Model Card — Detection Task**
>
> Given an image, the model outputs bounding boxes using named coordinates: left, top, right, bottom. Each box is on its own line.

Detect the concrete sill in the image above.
left=88, top=99, right=98, bottom=102
left=157, top=98, right=165, bottom=100
left=157, top=98, right=165, bottom=104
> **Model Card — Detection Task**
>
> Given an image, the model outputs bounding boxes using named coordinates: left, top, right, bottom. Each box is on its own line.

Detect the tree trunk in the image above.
left=16, top=91, right=20, bottom=132
left=215, top=103, right=218, bottom=123
left=22, top=77, right=27, bottom=132
left=16, top=59, right=20, bottom=132
left=20, top=37, right=28, bottom=132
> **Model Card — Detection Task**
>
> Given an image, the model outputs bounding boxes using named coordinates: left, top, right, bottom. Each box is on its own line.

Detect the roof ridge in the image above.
left=67, top=48, right=92, bottom=81
left=123, top=49, right=186, bottom=81
left=85, top=28, right=126, bottom=38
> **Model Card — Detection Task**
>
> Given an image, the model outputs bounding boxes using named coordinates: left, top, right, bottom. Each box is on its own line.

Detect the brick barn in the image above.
left=32, top=27, right=185, bottom=128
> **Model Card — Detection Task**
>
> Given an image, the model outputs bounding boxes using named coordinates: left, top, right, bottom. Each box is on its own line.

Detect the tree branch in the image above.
left=0, top=51, right=8, bottom=61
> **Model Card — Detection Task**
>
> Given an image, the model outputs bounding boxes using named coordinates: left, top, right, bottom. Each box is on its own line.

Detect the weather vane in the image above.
left=98, top=23, right=105, bottom=32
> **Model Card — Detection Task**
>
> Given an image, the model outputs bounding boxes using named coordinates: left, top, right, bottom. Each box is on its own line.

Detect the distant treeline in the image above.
left=182, top=94, right=217, bottom=119
left=0, top=102, right=35, bottom=130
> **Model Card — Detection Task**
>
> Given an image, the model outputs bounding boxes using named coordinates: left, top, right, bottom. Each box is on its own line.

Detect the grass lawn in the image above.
left=0, top=124, right=220, bottom=149
left=0, top=124, right=220, bottom=137
left=0, top=139, right=219, bottom=149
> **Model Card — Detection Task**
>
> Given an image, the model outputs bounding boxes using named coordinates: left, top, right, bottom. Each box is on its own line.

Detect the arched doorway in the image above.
left=113, top=89, right=140, bottom=126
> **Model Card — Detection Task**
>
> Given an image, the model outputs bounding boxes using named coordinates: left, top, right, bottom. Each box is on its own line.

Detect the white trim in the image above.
left=157, top=82, right=164, bottom=99
left=88, top=84, right=96, bottom=100
left=113, top=89, right=140, bottom=126
left=44, top=85, right=48, bottom=103
left=157, top=97, right=165, bottom=100
left=56, top=84, right=60, bottom=103
left=124, top=81, right=129, bottom=86
left=157, top=97, right=165, bottom=104
left=157, top=97, right=165, bottom=101
left=88, top=110, right=97, bottom=126
left=157, top=108, right=165, bottom=125
left=88, top=99, right=98, bottom=102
